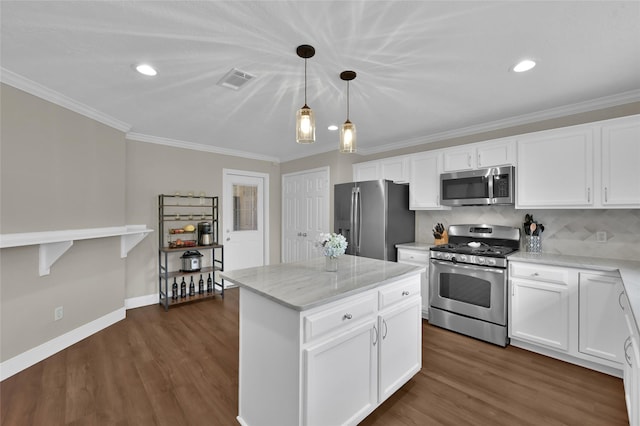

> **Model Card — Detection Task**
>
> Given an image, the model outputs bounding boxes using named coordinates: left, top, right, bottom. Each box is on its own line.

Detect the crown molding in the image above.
left=0, top=67, right=131, bottom=133
left=126, top=132, right=280, bottom=163
left=358, top=89, right=640, bottom=155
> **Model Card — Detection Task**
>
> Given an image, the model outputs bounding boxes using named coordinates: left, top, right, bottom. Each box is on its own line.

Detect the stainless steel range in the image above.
left=429, top=224, right=520, bottom=347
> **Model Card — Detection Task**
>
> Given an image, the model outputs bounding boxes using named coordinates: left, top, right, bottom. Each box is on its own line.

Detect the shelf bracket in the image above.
left=39, top=240, right=73, bottom=276
left=120, top=230, right=152, bottom=258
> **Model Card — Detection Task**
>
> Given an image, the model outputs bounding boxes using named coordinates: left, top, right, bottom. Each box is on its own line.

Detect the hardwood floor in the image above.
left=1, top=288, right=628, bottom=425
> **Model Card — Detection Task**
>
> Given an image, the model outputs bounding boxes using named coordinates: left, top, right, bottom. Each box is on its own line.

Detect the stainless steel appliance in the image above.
left=429, top=224, right=520, bottom=346
left=334, top=180, right=415, bottom=262
left=198, top=221, right=213, bottom=246
left=440, top=166, right=515, bottom=206
left=180, top=250, right=203, bottom=272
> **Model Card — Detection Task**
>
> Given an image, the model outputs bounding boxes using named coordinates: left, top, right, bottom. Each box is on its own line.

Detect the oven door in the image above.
left=429, top=259, right=507, bottom=325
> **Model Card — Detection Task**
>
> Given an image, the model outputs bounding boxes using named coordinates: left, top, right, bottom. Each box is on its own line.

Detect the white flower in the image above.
left=316, top=233, right=348, bottom=259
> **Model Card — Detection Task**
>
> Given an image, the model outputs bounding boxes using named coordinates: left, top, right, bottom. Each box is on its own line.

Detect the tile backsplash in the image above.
left=416, top=207, right=640, bottom=261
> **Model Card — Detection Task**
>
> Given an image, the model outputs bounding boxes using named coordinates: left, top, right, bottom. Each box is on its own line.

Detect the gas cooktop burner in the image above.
left=431, top=243, right=517, bottom=257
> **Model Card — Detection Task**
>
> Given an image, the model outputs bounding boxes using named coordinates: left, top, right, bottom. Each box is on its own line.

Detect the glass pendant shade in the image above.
left=340, top=120, right=356, bottom=153
left=296, top=104, right=315, bottom=144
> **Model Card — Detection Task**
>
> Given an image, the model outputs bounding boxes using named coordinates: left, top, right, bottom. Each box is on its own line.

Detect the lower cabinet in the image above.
left=509, top=261, right=626, bottom=374
left=237, top=273, right=422, bottom=426
left=619, top=286, right=640, bottom=426
left=397, top=246, right=430, bottom=319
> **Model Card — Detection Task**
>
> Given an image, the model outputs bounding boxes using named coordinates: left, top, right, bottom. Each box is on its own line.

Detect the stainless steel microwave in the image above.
left=440, top=166, right=515, bottom=206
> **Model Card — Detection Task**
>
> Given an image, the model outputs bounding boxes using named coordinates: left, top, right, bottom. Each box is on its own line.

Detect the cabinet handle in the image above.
left=383, top=319, right=388, bottom=340
left=624, top=336, right=633, bottom=367
left=402, top=290, right=410, bottom=296
left=343, top=313, right=353, bottom=320
left=468, top=155, right=471, bottom=168
left=604, top=187, right=608, bottom=203
left=302, top=233, right=307, bottom=237
left=373, top=325, right=378, bottom=346
left=587, top=187, right=591, bottom=203
left=477, top=152, right=481, bottom=167
left=531, top=272, right=539, bottom=277
left=619, top=291, right=626, bottom=311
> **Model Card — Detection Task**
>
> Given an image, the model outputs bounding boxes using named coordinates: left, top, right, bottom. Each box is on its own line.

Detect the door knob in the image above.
left=226, top=237, right=230, bottom=241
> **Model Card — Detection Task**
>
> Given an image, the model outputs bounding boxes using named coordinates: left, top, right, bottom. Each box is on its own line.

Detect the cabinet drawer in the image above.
left=397, top=249, right=430, bottom=265
left=379, top=275, right=421, bottom=310
left=510, top=262, right=569, bottom=285
left=303, top=293, right=377, bottom=343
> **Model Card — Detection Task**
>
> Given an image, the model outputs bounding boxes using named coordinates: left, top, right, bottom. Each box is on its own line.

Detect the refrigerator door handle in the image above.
left=355, top=187, right=362, bottom=254
left=350, top=187, right=357, bottom=254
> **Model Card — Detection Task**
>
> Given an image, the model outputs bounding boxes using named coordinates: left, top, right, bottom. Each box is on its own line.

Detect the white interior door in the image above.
left=282, top=167, right=330, bottom=263
left=223, top=169, right=268, bottom=273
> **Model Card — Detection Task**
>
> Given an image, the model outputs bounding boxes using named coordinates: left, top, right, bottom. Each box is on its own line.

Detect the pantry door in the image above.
left=223, top=169, right=269, bottom=275
left=282, top=167, right=330, bottom=263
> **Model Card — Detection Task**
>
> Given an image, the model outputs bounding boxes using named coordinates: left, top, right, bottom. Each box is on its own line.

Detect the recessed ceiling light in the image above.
left=512, top=59, right=536, bottom=73
left=135, top=64, right=157, bottom=76
left=328, top=125, right=338, bottom=131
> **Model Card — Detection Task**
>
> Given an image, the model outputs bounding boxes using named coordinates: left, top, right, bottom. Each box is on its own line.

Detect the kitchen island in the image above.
left=221, top=255, right=423, bottom=426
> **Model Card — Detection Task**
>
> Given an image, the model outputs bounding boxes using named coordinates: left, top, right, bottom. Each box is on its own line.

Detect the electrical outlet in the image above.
left=596, top=231, right=607, bottom=243
left=54, top=306, right=63, bottom=321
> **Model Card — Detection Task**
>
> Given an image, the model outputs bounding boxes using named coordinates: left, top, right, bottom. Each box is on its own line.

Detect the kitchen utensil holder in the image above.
left=434, top=230, right=449, bottom=246
left=525, top=235, right=541, bottom=253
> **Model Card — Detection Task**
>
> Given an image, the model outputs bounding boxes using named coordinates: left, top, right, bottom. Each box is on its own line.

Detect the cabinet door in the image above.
left=516, top=126, right=594, bottom=208
left=476, top=139, right=515, bottom=168
left=380, top=157, right=409, bottom=183
left=353, top=162, right=380, bottom=182
left=303, top=320, right=378, bottom=426
left=443, top=147, right=474, bottom=172
left=578, top=273, right=626, bottom=364
left=510, top=279, right=570, bottom=351
left=601, top=117, right=640, bottom=207
left=623, top=334, right=640, bottom=426
left=378, top=298, right=422, bottom=402
left=408, top=151, right=449, bottom=210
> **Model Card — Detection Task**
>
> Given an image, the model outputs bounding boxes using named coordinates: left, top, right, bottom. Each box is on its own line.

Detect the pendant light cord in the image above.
left=304, top=59, right=308, bottom=105
left=346, top=81, right=350, bottom=121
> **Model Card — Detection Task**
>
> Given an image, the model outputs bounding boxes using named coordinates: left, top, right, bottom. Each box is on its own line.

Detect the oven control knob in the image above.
left=487, top=258, right=496, bottom=266
left=459, top=255, right=467, bottom=262
left=477, top=257, right=485, bottom=264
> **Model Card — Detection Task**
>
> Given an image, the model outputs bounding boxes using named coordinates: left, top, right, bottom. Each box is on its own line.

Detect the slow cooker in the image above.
left=180, top=250, right=203, bottom=272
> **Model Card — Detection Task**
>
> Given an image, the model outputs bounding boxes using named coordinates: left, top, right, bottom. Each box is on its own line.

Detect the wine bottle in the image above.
left=180, top=277, right=187, bottom=298
left=189, top=276, right=195, bottom=296
left=172, top=277, right=178, bottom=300
left=198, top=274, right=204, bottom=294
left=207, top=273, right=213, bottom=293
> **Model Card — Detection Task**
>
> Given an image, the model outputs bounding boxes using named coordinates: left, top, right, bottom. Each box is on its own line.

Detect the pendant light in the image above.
left=339, top=70, right=357, bottom=153
left=296, top=45, right=316, bottom=144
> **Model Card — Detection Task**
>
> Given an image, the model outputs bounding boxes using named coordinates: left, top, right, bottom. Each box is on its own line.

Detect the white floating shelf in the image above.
left=0, top=225, right=153, bottom=276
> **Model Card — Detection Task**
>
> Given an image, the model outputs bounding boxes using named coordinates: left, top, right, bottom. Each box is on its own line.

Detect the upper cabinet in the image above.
left=601, top=115, right=640, bottom=208
left=516, top=125, right=594, bottom=208
left=443, top=139, right=516, bottom=172
left=517, top=114, right=640, bottom=209
left=353, top=156, right=410, bottom=183
left=408, top=150, right=450, bottom=210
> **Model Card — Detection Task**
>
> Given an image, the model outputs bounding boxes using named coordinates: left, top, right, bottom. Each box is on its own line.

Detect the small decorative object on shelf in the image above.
left=523, top=213, right=544, bottom=254
left=180, top=277, right=187, bottom=298
left=189, top=276, right=195, bottom=296
left=172, top=278, right=178, bottom=300
left=317, top=232, right=348, bottom=272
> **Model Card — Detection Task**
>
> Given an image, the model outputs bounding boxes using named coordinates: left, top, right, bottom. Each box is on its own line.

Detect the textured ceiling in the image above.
left=1, top=1, right=639, bottom=162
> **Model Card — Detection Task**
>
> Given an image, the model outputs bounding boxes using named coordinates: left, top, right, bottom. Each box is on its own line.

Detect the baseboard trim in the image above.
left=125, top=293, right=158, bottom=310
left=0, top=307, right=125, bottom=381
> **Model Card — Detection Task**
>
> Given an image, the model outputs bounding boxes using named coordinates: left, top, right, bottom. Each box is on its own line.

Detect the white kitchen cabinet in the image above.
left=409, top=150, right=450, bottom=210
left=304, top=320, right=378, bottom=426
left=578, top=272, right=626, bottom=364
left=353, top=161, right=381, bottom=182
left=397, top=247, right=430, bottom=319
left=442, top=139, right=515, bottom=172
left=601, top=115, right=640, bottom=207
left=618, top=286, right=640, bottom=426
left=353, top=156, right=409, bottom=183
left=378, top=298, right=422, bottom=402
left=516, top=125, right=594, bottom=208
left=509, top=262, right=571, bottom=351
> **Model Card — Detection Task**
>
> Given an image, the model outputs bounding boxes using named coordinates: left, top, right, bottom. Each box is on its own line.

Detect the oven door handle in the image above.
left=430, top=259, right=505, bottom=275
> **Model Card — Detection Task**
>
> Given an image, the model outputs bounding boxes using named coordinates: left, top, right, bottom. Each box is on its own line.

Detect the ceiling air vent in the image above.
left=217, top=68, right=256, bottom=90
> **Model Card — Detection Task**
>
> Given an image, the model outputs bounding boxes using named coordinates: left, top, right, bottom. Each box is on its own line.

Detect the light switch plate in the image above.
left=596, top=231, right=607, bottom=243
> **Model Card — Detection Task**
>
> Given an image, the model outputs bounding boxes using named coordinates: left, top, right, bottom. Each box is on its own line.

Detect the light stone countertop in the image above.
left=396, top=242, right=434, bottom=251
left=508, top=252, right=640, bottom=335
left=221, top=255, right=422, bottom=311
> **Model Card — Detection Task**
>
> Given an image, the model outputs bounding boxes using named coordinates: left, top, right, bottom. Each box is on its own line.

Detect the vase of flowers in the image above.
left=317, top=233, right=348, bottom=272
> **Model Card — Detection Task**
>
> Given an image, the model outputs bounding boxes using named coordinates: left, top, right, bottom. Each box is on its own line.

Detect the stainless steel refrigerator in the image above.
left=334, top=180, right=415, bottom=262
